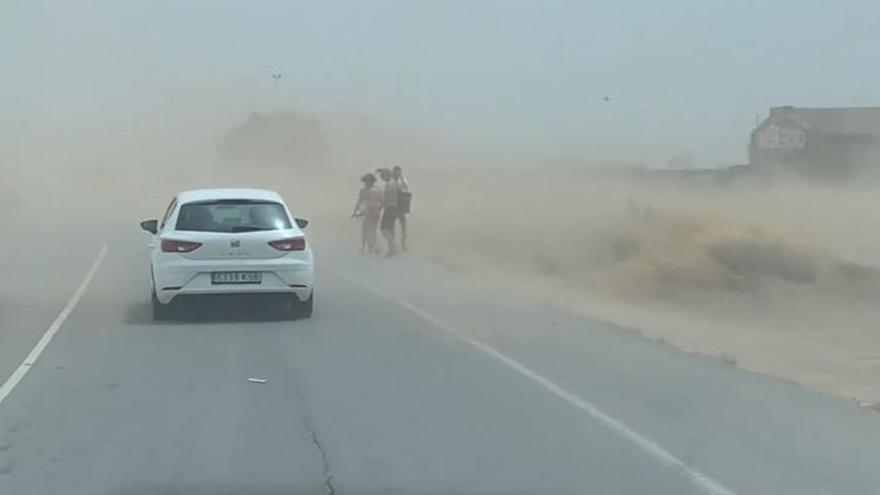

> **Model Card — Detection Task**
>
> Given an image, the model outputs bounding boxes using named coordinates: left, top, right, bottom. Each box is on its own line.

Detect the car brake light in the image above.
left=269, top=237, right=306, bottom=251
left=161, top=239, right=202, bottom=253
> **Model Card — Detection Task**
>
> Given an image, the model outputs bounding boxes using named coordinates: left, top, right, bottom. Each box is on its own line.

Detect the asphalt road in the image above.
left=3, top=229, right=880, bottom=495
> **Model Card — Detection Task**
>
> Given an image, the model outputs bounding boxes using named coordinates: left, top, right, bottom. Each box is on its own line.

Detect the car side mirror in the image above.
left=295, top=217, right=309, bottom=229
left=140, top=219, right=158, bottom=235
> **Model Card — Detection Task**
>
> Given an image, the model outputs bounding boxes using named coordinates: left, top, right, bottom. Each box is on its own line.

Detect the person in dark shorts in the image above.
left=378, top=168, right=400, bottom=257
left=392, top=166, right=411, bottom=251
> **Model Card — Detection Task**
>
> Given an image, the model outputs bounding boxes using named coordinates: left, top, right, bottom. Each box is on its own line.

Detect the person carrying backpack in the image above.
left=378, top=168, right=400, bottom=258
left=392, top=166, right=412, bottom=252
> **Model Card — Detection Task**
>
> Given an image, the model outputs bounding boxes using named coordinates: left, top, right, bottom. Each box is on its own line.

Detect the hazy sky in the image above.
left=4, top=0, right=880, bottom=166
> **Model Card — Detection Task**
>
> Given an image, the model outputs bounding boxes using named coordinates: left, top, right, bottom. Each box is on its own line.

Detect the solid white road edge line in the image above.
left=335, top=270, right=737, bottom=495
left=0, top=242, right=108, bottom=408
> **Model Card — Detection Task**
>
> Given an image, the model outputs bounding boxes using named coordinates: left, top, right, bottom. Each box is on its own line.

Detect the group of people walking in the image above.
left=352, top=166, right=411, bottom=258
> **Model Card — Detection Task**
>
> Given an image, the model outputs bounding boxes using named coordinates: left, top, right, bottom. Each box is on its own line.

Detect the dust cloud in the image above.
left=5, top=108, right=880, bottom=404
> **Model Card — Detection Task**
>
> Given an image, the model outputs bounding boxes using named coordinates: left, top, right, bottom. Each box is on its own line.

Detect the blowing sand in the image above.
left=258, top=152, right=880, bottom=404
left=5, top=115, right=880, bottom=406
left=403, top=170, right=880, bottom=405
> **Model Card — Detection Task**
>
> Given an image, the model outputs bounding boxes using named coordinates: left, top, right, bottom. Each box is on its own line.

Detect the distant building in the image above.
left=749, top=106, right=880, bottom=178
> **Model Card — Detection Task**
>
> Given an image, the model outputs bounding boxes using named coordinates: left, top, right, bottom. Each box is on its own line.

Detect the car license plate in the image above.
left=211, top=271, right=262, bottom=285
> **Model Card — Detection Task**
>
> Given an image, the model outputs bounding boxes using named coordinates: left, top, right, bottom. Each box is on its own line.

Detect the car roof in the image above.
left=176, top=188, right=284, bottom=204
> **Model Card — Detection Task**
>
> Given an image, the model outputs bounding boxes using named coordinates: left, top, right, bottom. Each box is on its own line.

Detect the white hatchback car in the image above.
left=140, top=188, right=314, bottom=320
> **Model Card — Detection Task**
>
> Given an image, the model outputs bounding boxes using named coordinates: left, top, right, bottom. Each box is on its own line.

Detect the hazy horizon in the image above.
left=5, top=0, right=880, bottom=167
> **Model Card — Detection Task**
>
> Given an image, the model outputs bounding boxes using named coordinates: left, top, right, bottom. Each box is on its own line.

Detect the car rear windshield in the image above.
left=175, top=200, right=292, bottom=233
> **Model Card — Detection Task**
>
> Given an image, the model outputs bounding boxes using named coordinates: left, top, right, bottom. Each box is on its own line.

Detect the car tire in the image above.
left=289, top=293, right=314, bottom=320
left=151, top=290, right=172, bottom=321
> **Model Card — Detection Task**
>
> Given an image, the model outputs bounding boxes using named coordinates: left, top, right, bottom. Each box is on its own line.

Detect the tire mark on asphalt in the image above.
left=0, top=457, right=14, bottom=475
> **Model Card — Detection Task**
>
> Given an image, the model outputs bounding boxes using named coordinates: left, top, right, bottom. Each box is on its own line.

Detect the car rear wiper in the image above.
left=231, top=225, right=273, bottom=233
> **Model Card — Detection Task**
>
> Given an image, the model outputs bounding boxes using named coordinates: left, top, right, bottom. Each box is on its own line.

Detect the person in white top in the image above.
left=392, top=166, right=411, bottom=252
left=379, top=168, right=400, bottom=258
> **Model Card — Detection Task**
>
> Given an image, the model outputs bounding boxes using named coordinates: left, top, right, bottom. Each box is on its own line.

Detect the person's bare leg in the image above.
left=382, top=228, right=396, bottom=257
left=399, top=214, right=407, bottom=251
left=361, top=220, right=370, bottom=253
left=368, top=229, right=379, bottom=255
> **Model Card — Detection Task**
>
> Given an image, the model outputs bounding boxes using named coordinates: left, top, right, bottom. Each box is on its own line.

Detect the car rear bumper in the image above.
left=153, top=257, right=313, bottom=304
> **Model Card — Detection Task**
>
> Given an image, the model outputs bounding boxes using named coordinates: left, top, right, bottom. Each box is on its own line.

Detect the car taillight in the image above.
left=269, top=237, right=306, bottom=251
left=161, top=239, right=202, bottom=253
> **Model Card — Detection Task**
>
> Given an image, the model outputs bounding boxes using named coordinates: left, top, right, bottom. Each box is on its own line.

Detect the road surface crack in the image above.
left=291, top=371, right=336, bottom=495
left=308, top=425, right=335, bottom=495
